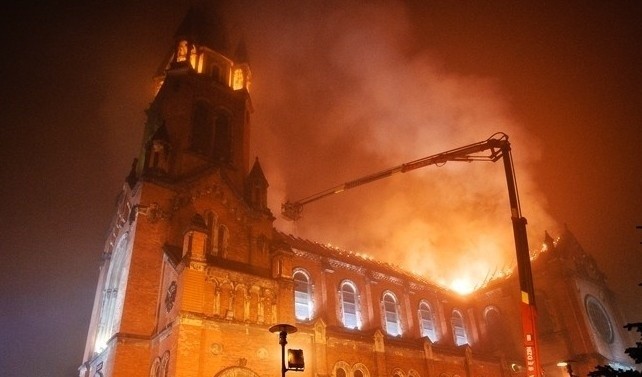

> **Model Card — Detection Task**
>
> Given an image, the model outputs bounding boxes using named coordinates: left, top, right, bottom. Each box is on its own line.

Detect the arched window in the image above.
left=206, top=211, right=218, bottom=256
left=484, top=306, right=508, bottom=350
left=382, top=291, right=401, bottom=336
left=217, top=225, right=229, bottom=258
left=95, top=234, right=131, bottom=353
left=332, top=361, right=350, bottom=377
left=159, top=351, right=170, bottom=377
left=149, top=357, right=160, bottom=377
left=190, top=102, right=213, bottom=154
left=451, top=310, right=468, bottom=346
left=213, top=112, right=231, bottom=162
left=293, top=269, right=313, bottom=320
left=419, top=300, right=437, bottom=341
left=353, top=363, right=369, bottom=377
left=339, top=281, right=361, bottom=329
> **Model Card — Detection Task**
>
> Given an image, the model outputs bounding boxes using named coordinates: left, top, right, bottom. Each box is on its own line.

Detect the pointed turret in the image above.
left=245, top=157, right=270, bottom=213
left=174, top=4, right=229, bottom=54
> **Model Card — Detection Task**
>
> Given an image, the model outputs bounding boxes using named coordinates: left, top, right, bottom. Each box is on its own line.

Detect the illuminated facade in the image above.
left=79, top=5, right=635, bottom=377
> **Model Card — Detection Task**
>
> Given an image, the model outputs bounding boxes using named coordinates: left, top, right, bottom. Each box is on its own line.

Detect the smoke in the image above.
left=228, top=1, right=556, bottom=292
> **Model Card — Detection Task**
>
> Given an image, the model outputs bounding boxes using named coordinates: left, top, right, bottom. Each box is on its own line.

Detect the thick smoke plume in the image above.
left=228, top=1, right=556, bottom=293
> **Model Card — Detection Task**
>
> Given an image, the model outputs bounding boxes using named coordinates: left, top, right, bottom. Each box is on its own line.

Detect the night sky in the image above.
left=1, top=2, right=641, bottom=376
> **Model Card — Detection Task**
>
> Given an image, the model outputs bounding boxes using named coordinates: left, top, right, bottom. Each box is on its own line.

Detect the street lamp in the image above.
left=269, top=324, right=305, bottom=377
left=557, top=360, right=577, bottom=377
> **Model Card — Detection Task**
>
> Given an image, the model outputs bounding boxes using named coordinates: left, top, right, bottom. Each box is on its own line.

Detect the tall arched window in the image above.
left=484, top=306, right=506, bottom=351
left=293, top=269, right=313, bottom=320
left=213, top=112, right=231, bottom=162
left=340, top=281, right=361, bottom=329
left=149, top=357, right=160, bottom=377
left=419, top=300, right=437, bottom=341
left=217, top=225, right=229, bottom=258
left=451, top=310, right=468, bottom=346
left=190, top=102, right=213, bottom=154
left=382, top=291, right=401, bottom=336
left=95, top=234, right=131, bottom=353
left=206, top=211, right=218, bottom=256
left=159, top=351, right=170, bottom=377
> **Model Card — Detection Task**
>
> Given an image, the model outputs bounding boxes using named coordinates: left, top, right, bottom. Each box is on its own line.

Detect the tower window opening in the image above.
left=190, top=102, right=213, bottom=154
left=213, top=113, right=231, bottom=162
left=176, top=40, right=188, bottom=62
left=232, top=68, right=245, bottom=90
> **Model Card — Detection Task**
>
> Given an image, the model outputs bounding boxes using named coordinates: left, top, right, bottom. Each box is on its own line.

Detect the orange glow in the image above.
left=449, top=277, right=475, bottom=295
left=232, top=68, right=245, bottom=90
left=176, top=40, right=188, bottom=62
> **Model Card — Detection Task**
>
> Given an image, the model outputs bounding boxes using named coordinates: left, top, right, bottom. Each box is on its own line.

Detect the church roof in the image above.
left=275, top=231, right=454, bottom=295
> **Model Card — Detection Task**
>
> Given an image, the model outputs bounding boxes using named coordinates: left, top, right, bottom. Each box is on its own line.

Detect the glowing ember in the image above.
left=449, top=277, right=475, bottom=295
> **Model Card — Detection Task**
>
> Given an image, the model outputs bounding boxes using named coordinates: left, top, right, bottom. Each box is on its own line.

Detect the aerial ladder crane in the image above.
left=281, top=132, right=542, bottom=377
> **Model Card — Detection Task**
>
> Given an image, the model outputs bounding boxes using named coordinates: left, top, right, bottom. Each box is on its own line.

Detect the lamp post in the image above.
left=269, top=324, right=305, bottom=377
left=556, top=360, right=576, bottom=377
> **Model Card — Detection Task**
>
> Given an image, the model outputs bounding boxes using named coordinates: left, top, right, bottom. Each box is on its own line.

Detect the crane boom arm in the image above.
left=281, top=132, right=510, bottom=221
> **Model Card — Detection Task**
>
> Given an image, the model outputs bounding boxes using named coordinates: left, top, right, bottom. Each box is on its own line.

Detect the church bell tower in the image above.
left=79, top=4, right=279, bottom=377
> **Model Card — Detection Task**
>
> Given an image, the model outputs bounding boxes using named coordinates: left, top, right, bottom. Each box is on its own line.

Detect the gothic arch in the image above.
left=219, top=281, right=234, bottom=319
left=234, top=284, right=248, bottom=321
left=353, top=363, right=370, bottom=377
left=159, top=351, right=170, bottom=377
left=149, top=357, right=160, bottom=377
left=332, top=361, right=351, bottom=377
left=248, top=285, right=261, bottom=323
left=408, top=369, right=420, bottom=377
left=214, top=366, right=261, bottom=377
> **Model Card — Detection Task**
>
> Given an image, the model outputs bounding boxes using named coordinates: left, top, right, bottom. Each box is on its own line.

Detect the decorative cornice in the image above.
left=369, top=270, right=404, bottom=286
left=292, top=248, right=323, bottom=262
left=328, top=258, right=366, bottom=274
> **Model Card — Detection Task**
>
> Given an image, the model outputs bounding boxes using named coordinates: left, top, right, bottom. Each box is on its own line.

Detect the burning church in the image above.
left=79, top=4, right=635, bottom=377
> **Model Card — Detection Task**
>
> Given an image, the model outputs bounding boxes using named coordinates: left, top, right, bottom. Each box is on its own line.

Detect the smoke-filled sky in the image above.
left=1, top=1, right=640, bottom=376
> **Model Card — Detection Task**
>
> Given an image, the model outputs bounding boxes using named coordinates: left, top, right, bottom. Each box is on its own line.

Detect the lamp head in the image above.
left=288, top=349, right=305, bottom=371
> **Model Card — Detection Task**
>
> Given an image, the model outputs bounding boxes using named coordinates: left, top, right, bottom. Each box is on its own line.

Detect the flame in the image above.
left=449, top=277, right=475, bottom=295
